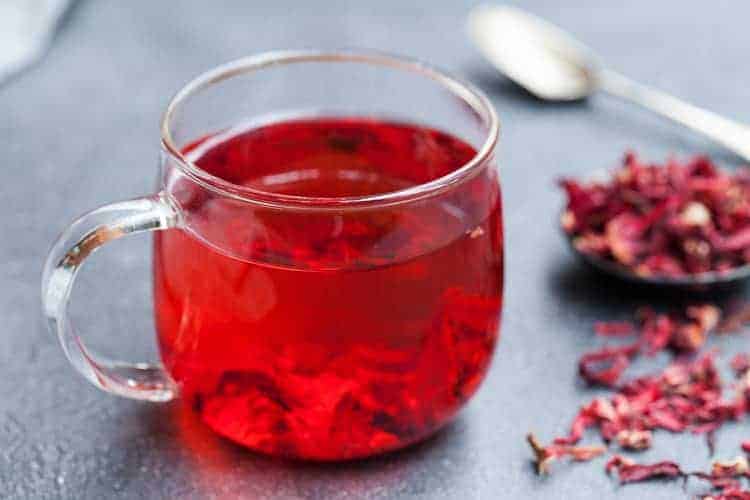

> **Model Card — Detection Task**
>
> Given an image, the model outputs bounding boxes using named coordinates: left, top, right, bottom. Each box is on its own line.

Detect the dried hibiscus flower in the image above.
left=560, top=153, right=750, bottom=278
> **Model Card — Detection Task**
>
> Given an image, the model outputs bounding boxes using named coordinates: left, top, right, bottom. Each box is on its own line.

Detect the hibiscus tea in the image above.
left=153, top=117, right=503, bottom=460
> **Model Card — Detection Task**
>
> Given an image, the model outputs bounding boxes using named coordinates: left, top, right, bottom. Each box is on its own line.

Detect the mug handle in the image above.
left=42, top=192, right=180, bottom=402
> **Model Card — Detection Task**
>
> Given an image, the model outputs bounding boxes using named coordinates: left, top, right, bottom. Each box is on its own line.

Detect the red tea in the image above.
left=154, top=117, right=503, bottom=460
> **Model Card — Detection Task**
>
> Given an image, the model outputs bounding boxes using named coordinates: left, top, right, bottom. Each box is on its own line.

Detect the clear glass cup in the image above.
left=42, top=50, right=502, bottom=461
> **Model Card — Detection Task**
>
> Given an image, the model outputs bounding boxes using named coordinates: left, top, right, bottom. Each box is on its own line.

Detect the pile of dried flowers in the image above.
left=560, top=154, right=750, bottom=278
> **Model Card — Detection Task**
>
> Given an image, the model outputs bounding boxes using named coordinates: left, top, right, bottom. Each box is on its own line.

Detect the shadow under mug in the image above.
left=42, top=50, right=503, bottom=460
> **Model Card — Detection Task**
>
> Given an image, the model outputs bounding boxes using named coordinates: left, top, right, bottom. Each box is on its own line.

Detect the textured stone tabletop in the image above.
left=3, top=1, right=750, bottom=498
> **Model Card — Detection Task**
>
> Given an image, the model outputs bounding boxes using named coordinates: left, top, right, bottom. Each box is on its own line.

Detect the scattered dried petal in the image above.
left=688, top=305, right=722, bottom=333
left=691, top=471, right=743, bottom=492
left=732, top=355, right=750, bottom=378
left=670, top=322, right=708, bottom=352
left=527, top=433, right=605, bottom=474
left=579, top=344, right=638, bottom=387
left=594, top=321, right=635, bottom=337
left=701, top=490, right=750, bottom=500
left=648, top=407, right=687, bottom=432
left=719, top=303, right=750, bottom=333
left=605, top=455, right=683, bottom=484
left=616, top=429, right=653, bottom=450
left=641, top=313, right=675, bottom=355
left=712, top=457, right=750, bottom=478
left=605, top=454, right=634, bottom=473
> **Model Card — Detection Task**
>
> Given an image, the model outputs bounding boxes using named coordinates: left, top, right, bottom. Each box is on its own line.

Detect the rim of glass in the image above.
left=160, top=49, right=499, bottom=209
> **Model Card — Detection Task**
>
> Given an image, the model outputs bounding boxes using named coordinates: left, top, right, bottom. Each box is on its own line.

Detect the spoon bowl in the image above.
left=564, top=231, right=750, bottom=289
left=467, top=4, right=598, bottom=101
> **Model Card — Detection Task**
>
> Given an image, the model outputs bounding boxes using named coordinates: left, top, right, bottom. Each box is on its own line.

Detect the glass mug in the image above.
left=42, top=50, right=503, bottom=461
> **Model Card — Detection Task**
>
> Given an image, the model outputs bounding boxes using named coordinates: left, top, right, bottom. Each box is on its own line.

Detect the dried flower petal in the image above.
left=682, top=201, right=712, bottom=227
left=605, top=455, right=683, bottom=483
left=589, top=397, right=618, bottom=422
left=641, top=313, right=674, bottom=355
left=671, top=305, right=719, bottom=352
left=594, top=321, right=635, bottom=337
left=702, top=491, right=750, bottom=500
left=554, top=398, right=618, bottom=446
left=606, top=213, right=647, bottom=265
left=688, top=305, right=722, bottom=332
left=605, top=454, right=634, bottom=473
left=560, top=210, right=577, bottom=233
left=732, top=355, right=750, bottom=378
left=579, top=344, right=638, bottom=387
left=692, top=471, right=743, bottom=493
left=648, top=407, right=686, bottom=432
left=711, top=457, right=750, bottom=478
left=719, top=304, right=750, bottom=333
left=616, top=429, right=653, bottom=450
left=670, top=323, right=708, bottom=352
left=527, top=433, right=605, bottom=474
left=701, top=490, right=750, bottom=500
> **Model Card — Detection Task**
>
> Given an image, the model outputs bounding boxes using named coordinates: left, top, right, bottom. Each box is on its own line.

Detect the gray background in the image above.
left=3, top=1, right=750, bottom=498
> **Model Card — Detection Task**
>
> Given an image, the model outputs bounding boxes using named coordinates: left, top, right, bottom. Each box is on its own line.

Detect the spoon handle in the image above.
left=598, top=69, right=750, bottom=162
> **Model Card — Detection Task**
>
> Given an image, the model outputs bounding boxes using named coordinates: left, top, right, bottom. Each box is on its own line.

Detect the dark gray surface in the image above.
left=3, top=1, right=750, bottom=498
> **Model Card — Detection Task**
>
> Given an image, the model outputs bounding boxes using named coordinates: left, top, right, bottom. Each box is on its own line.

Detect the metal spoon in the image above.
left=567, top=237, right=750, bottom=288
left=468, top=5, right=750, bottom=287
left=467, top=5, right=750, bottom=163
